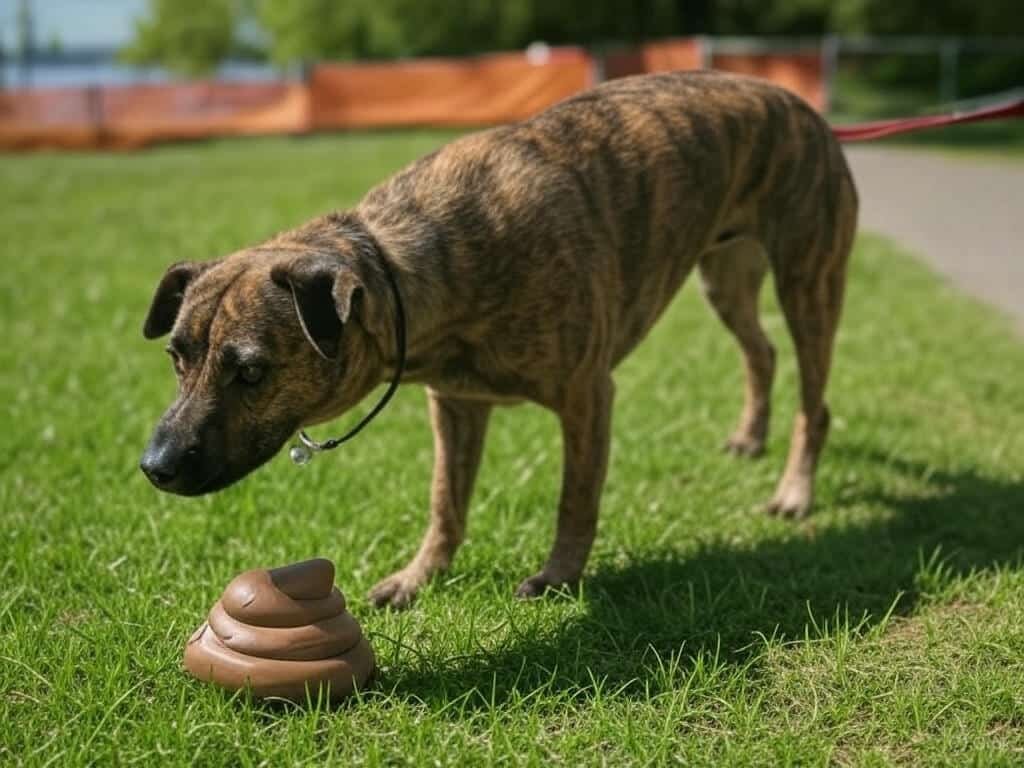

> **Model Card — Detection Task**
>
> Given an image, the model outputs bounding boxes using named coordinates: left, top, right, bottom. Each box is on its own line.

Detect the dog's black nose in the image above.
left=140, top=436, right=199, bottom=490
left=140, top=455, right=175, bottom=486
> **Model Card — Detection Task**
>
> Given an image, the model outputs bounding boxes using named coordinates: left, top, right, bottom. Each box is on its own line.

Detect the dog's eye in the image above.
left=166, top=347, right=184, bottom=376
left=239, top=364, right=264, bottom=386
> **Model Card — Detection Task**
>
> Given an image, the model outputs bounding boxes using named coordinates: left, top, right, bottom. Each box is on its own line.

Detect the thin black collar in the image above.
left=289, top=256, right=407, bottom=464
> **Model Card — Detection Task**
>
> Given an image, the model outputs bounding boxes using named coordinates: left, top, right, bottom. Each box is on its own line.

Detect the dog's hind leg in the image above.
left=369, top=390, right=491, bottom=608
left=766, top=180, right=856, bottom=519
left=699, top=237, right=776, bottom=458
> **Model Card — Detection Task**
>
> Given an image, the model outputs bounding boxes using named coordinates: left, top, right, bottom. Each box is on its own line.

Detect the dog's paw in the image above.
left=368, top=569, right=425, bottom=610
left=763, top=489, right=812, bottom=519
left=723, top=434, right=765, bottom=458
left=514, top=571, right=578, bottom=600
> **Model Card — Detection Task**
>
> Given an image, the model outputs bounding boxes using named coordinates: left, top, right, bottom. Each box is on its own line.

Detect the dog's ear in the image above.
left=270, top=256, right=363, bottom=360
left=143, top=261, right=211, bottom=339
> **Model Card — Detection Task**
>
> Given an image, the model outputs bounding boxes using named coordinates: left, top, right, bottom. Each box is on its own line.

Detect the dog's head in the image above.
left=139, top=241, right=388, bottom=496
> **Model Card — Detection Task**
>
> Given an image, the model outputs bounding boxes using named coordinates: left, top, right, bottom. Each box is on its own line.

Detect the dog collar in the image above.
left=289, top=256, right=407, bottom=465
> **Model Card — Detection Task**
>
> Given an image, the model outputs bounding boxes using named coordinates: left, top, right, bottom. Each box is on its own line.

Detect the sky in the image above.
left=0, top=0, right=146, bottom=50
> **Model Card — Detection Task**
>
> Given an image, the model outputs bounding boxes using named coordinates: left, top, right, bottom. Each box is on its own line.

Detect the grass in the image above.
left=877, top=121, right=1024, bottom=159
left=830, top=71, right=1024, bottom=157
left=3, top=132, right=1024, bottom=766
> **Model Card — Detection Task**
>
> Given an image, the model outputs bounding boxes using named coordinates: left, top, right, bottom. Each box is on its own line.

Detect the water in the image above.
left=0, top=59, right=291, bottom=90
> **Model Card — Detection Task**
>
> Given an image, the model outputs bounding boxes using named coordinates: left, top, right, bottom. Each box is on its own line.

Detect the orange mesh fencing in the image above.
left=99, top=81, right=310, bottom=148
left=0, top=86, right=102, bottom=150
left=0, top=41, right=828, bottom=151
left=604, top=39, right=824, bottom=111
left=605, top=38, right=706, bottom=79
left=712, top=51, right=825, bottom=111
left=310, top=48, right=593, bottom=129
left=0, top=81, right=309, bottom=150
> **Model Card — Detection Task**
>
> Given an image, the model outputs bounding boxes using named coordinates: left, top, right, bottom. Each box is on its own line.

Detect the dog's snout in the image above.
left=140, top=431, right=200, bottom=491
left=140, top=453, right=175, bottom=486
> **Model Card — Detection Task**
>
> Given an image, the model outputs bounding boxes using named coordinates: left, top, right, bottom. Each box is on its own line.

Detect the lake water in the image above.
left=0, top=60, right=290, bottom=89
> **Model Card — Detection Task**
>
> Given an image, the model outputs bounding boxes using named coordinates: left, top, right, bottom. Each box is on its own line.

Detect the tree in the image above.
left=47, top=32, right=64, bottom=57
left=256, top=0, right=405, bottom=64
left=121, top=0, right=237, bottom=78
left=16, top=0, right=34, bottom=59
left=121, top=0, right=1024, bottom=78
left=830, top=0, right=1024, bottom=36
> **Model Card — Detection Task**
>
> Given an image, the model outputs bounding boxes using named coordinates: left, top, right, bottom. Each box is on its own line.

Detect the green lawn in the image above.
left=830, top=72, right=1024, bottom=157
left=873, top=120, right=1024, bottom=159
left=3, top=133, right=1024, bottom=766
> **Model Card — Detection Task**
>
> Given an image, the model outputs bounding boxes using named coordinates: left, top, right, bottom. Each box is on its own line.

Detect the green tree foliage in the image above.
left=711, top=0, right=831, bottom=35
left=255, top=0, right=542, bottom=61
left=255, top=0, right=402, bottom=64
left=832, top=0, right=1024, bottom=101
left=833, top=0, right=1024, bottom=37
left=121, top=0, right=237, bottom=77
left=383, top=0, right=534, bottom=56
left=122, top=0, right=1024, bottom=75
left=528, top=0, right=682, bottom=47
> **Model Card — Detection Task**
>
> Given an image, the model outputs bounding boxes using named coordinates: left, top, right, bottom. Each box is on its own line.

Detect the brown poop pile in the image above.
left=184, top=558, right=374, bottom=702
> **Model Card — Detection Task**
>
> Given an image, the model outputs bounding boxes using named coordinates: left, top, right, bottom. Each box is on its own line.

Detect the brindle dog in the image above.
left=141, top=71, right=858, bottom=608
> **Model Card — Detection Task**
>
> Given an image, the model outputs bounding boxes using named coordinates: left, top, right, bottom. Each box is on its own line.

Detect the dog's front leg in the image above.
left=368, top=389, right=491, bottom=608
left=516, top=376, right=614, bottom=598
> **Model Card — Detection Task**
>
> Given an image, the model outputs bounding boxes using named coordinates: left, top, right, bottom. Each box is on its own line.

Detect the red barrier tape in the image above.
left=833, top=96, right=1024, bottom=142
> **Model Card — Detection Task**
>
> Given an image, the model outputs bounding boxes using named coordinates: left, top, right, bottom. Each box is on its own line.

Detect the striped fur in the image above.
left=142, top=71, right=858, bottom=607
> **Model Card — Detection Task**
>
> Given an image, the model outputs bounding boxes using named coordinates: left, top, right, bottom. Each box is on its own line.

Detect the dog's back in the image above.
left=358, top=71, right=856, bottom=372
left=357, top=70, right=857, bottom=530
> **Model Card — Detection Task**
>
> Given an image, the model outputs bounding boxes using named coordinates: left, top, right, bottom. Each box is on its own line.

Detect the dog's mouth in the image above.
left=142, top=419, right=295, bottom=497
left=153, top=447, right=285, bottom=497
left=147, top=467, right=228, bottom=497
left=177, top=469, right=229, bottom=497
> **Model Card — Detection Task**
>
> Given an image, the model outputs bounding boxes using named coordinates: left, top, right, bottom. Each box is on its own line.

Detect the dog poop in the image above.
left=184, top=558, right=375, bottom=702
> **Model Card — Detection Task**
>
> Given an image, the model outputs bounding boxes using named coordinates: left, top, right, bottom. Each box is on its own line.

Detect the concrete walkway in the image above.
left=843, top=146, right=1024, bottom=333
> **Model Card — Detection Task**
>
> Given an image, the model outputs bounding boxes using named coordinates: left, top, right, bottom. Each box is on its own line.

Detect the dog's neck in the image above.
left=351, top=212, right=463, bottom=385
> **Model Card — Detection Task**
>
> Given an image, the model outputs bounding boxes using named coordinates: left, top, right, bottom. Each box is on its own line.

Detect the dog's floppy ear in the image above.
left=270, top=255, right=363, bottom=360
left=143, top=261, right=211, bottom=339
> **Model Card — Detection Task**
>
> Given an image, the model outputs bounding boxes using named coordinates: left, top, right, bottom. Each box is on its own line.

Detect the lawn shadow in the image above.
left=386, top=446, right=1024, bottom=709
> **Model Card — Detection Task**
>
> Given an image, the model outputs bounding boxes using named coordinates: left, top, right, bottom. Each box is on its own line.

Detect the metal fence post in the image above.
left=940, top=39, right=960, bottom=104
left=590, top=44, right=605, bottom=86
left=822, top=34, right=840, bottom=114
left=87, top=84, right=104, bottom=146
left=700, top=35, right=713, bottom=69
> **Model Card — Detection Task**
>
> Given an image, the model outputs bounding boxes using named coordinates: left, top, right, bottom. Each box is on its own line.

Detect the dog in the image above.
left=141, top=71, right=858, bottom=608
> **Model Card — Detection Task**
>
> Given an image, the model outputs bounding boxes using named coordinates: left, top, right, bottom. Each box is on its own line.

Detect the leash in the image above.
left=832, top=94, right=1024, bottom=142
left=288, top=257, right=407, bottom=465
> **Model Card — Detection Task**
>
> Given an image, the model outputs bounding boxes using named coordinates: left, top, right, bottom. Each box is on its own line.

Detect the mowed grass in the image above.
left=830, top=73, right=1024, bottom=158
left=2, top=132, right=1024, bottom=766
left=877, top=120, right=1024, bottom=159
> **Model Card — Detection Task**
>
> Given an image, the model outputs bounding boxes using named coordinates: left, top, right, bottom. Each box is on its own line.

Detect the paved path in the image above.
left=843, top=147, right=1024, bottom=333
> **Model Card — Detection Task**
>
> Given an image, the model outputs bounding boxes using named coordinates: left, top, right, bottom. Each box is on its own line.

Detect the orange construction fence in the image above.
left=0, top=41, right=827, bottom=151
left=710, top=51, right=824, bottom=112
left=0, top=86, right=100, bottom=150
left=604, top=38, right=705, bottom=80
left=311, top=48, right=593, bottom=129
left=0, top=81, right=310, bottom=150
left=100, top=81, right=310, bottom=148
left=603, top=38, right=824, bottom=111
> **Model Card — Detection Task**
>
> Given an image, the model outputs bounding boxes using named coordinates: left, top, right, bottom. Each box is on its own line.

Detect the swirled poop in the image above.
left=184, top=558, right=375, bottom=701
